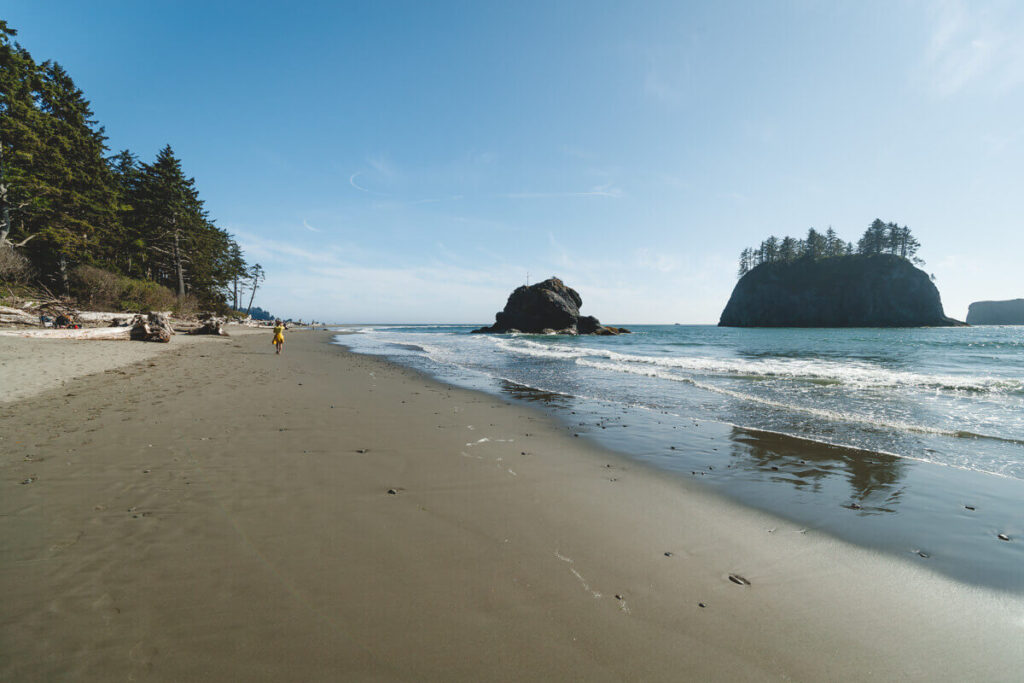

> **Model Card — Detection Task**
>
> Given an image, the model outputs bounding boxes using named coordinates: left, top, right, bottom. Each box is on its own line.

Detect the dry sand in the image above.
left=0, top=324, right=263, bottom=404
left=1, top=330, right=1022, bottom=681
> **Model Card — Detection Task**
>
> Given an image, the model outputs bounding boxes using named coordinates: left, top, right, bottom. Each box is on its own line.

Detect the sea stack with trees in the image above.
left=719, top=220, right=962, bottom=327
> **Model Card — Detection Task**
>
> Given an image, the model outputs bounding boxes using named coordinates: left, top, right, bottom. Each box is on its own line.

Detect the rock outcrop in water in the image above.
left=966, top=299, right=1024, bottom=325
left=719, top=254, right=962, bottom=327
left=472, top=277, right=630, bottom=335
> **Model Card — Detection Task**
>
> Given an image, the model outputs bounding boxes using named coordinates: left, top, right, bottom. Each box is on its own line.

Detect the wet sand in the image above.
left=2, top=330, right=1022, bottom=680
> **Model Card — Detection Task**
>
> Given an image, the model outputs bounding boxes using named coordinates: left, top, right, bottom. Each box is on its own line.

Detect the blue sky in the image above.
left=6, top=1, right=1024, bottom=323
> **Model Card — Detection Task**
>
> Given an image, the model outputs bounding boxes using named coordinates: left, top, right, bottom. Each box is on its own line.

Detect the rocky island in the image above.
left=473, top=277, right=630, bottom=335
left=966, top=299, right=1024, bottom=325
left=720, top=222, right=962, bottom=328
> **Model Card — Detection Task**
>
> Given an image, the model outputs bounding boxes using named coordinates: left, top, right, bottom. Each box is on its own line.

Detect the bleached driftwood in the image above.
left=76, top=311, right=136, bottom=326
left=188, top=314, right=228, bottom=336
left=130, top=313, right=173, bottom=343
left=0, top=327, right=131, bottom=339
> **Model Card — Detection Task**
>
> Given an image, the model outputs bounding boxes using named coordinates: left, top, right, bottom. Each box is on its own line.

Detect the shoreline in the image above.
left=336, top=326, right=1024, bottom=592
left=2, top=330, right=1022, bottom=680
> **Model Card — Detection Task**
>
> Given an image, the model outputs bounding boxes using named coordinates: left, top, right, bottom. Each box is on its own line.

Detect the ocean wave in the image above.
left=574, top=358, right=1023, bottom=445
left=494, top=338, right=1022, bottom=394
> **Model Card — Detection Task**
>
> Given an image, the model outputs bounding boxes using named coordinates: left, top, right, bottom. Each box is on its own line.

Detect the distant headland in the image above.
left=720, top=220, right=963, bottom=328
left=966, top=299, right=1024, bottom=325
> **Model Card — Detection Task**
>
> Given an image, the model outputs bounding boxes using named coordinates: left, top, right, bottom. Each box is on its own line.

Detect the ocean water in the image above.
left=336, top=324, right=1024, bottom=589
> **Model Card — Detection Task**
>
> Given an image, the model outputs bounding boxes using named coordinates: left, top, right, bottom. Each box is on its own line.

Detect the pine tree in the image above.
left=738, top=248, right=752, bottom=277
left=1, top=51, right=120, bottom=290
left=132, top=145, right=207, bottom=296
left=804, top=228, right=827, bottom=260
left=2, top=20, right=253, bottom=309
left=824, top=227, right=841, bottom=257
left=1, top=21, right=50, bottom=253
left=778, top=236, right=798, bottom=262
left=857, top=219, right=888, bottom=255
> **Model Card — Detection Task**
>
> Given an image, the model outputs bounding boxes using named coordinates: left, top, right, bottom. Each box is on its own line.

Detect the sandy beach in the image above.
left=2, top=329, right=1022, bottom=681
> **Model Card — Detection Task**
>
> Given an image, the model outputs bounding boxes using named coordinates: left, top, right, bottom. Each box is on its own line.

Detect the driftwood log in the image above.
left=0, top=306, right=40, bottom=326
left=130, top=313, right=173, bottom=343
left=0, top=327, right=131, bottom=340
left=188, top=314, right=228, bottom=336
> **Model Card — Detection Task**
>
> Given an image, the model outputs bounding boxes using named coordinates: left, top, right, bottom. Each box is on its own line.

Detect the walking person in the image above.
left=272, top=319, right=285, bottom=354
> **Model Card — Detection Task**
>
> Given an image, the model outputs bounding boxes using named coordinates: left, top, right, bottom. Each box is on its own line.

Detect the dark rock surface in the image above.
left=966, top=299, right=1024, bottom=325
left=473, top=277, right=630, bottom=335
left=719, top=255, right=963, bottom=328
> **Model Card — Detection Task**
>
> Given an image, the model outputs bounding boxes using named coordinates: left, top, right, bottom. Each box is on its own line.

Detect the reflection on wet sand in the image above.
left=727, top=427, right=907, bottom=513
left=500, top=380, right=576, bottom=409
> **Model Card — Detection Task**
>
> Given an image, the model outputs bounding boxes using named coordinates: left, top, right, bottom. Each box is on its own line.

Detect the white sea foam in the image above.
left=575, top=358, right=971, bottom=439
left=494, top=338, right=1021, bottom=394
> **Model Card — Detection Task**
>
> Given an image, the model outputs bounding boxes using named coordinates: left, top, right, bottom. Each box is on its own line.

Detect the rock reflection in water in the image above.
left=727, top=427, right=907, bottom=514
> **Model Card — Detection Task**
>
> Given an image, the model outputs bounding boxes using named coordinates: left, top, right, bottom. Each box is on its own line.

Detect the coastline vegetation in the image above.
left=0, top=20, right=256, bottom=314
left=738, top=219, right=924, bottom=277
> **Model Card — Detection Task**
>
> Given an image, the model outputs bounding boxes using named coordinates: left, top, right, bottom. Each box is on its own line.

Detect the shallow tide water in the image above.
left=336, top=324, right=1024, bottom=591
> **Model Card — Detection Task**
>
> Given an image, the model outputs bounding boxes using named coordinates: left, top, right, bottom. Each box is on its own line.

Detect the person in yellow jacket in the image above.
left=272, top=319, right=285, bottom=354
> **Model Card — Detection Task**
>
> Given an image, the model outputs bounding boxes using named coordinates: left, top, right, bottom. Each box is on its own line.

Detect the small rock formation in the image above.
left=966, top=299, right=1024, bottom=325
left=472, top=277, right=630, bottom=335
left=719, top=255, right=963, bottom=327
left=130, top=312, right=174, bottom=342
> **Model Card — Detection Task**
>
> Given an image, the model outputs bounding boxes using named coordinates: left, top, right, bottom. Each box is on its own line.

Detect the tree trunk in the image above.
left=0, top=139, right=10, bottom=247
left=59, top=254, right=70, bottom=294
left=245, top=281, right=258, bottom=316
left=173, top=229, right=185, bottom=297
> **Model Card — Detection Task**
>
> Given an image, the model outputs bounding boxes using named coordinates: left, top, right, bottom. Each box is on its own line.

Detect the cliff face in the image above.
left=719, top=255, right=961, bottom=328
left=472, top=277, right=629, bottom=335
left=966, top=299, right=1024, bottom=325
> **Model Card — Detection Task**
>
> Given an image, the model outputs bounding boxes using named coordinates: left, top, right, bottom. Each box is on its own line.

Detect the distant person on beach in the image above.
left=272, top=319, right=285, bottom=354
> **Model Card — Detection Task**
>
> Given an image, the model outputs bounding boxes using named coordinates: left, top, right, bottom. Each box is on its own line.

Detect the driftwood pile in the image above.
left=129, top=313, right=174, bottom=343
left=187, top=314, right=228, bottom=336
left=0, top=300, right=233, bottom=343
left=0, top=305, right=38, bottom=326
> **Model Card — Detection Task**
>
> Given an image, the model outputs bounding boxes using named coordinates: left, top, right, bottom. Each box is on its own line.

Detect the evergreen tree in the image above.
left=778, top=236, right=798, bottom=262
left=738, top=248, right=753, bottom=277
left=108, top=149, right=141, bottom=274
left=737, top=220, right=925, bottom=278
left=857, top=218, right=889, bottom=255
left=824, top=227, right=844, bottom=257
left=25, top=61, right=120, bottom=290
left=132, top=145, right=207, bottom=296
left=1, top=20, right=254, bottom=310
left=804, top=228, right=827, bottom=260
left=1, top=21, right=49, bottom=253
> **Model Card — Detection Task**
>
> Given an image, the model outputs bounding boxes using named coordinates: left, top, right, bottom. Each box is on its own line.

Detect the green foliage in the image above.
left=738, top=220, right=923, bottom=277
left=1, top=21, right=253, bottom=310
left=119, top=278, right=178, bottom=312
left=69, top=264, right=176, bottom=311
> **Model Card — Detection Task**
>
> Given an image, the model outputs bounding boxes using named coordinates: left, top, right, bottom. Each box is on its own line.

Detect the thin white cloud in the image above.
left=349, top=172, right=370, bottom=192
left=921, top=1, right=1024, bottom=96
